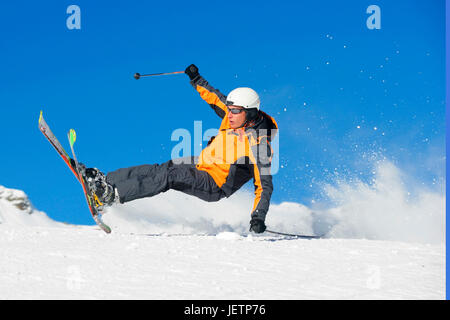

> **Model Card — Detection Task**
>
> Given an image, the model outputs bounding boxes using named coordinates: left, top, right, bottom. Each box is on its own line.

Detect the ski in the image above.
left=38, top=111, right=111, bottom=234
left=38, top=111, right=78, bottom=179
left=67, top=128, right=112, bottom=234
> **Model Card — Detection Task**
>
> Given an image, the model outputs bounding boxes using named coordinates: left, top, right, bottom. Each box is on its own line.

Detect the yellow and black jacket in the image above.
left=191, top=76, right=278, bottom=220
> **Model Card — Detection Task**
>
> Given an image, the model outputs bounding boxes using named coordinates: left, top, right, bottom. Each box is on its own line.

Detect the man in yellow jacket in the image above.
left=85, top=64, right=278, bottom=233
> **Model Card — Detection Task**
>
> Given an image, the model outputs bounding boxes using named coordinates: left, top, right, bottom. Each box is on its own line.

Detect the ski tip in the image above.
left=68, top=128, right=76, bottom=145
left=38, top=110, right=43, bottom=124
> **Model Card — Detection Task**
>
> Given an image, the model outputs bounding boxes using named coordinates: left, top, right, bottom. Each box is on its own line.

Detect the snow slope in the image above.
left=0, top=224, right=444, bottom=299
left=0, top=165, right=445, bottom=299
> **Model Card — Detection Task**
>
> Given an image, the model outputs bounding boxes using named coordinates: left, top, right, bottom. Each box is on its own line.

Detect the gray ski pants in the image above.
left=106, top=157, right=226, bottom=204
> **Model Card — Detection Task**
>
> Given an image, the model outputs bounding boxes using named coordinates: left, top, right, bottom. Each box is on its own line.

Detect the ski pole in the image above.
left=134, top=71, right=184, bottom=80
left=265, top=229, right=323, bottom=239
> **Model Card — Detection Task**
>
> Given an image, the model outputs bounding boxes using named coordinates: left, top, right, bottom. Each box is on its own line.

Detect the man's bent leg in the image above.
left=106, top=158, right=225, bottom=204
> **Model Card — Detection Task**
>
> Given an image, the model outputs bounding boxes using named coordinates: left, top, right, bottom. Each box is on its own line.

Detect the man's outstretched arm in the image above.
left=185, top=64, right=228, bottom=119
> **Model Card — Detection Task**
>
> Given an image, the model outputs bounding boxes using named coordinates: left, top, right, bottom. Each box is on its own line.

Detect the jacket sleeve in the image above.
left=190, top=75, right=228, bottom=118
left=248, top=136, right=274, bottom=221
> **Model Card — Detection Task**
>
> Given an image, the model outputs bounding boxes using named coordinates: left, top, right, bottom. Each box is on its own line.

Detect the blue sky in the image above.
left=0, top=0, right=445, bottom=225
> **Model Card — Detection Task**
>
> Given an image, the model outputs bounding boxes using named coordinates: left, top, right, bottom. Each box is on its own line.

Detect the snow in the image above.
left=0, top=185, right=61, bottom=227
left=101, top=160, right=444, bottom=244
left=0, top=159, right=445, bottom=299
left=0, top=224, right=444, bottom=299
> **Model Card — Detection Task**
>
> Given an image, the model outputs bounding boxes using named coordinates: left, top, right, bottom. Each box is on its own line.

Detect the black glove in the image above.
left=249, top=217, right=266, bottom=234
left=185, top=64, right=200, bottom=81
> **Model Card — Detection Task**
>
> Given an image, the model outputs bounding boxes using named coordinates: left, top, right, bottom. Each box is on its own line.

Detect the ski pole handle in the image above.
left=134, top=71, right=184, bottom=80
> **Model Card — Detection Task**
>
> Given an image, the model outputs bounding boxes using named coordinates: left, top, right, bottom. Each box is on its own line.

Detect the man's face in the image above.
left=227, top=106, right=246, bottom=129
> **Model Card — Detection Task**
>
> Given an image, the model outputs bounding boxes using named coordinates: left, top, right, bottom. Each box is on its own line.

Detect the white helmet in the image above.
left=226, top=87, right=260, bottom=110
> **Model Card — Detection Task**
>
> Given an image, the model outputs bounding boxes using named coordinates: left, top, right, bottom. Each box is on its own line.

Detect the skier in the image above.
left=84, top=64, right=278, bottom=233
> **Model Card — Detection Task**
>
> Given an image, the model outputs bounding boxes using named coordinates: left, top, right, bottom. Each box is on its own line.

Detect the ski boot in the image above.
left=83, top=167, right=117, bottom=209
